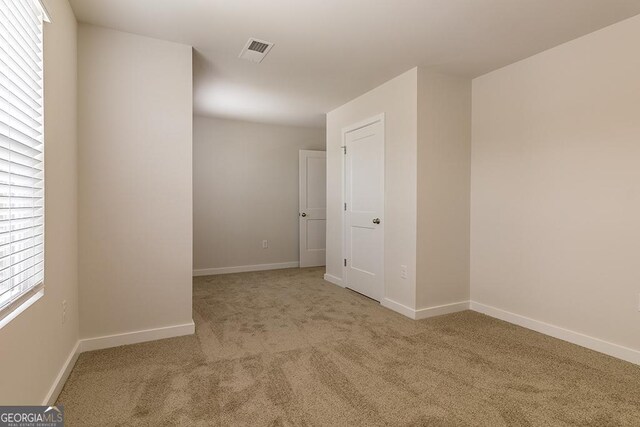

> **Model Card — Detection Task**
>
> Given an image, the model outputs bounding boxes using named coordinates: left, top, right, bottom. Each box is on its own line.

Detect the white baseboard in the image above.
left=323, top=273, right=344, bottom=287
left=40, top=300, right=640, bottom=406
left=42, top=340, right=80, bottom=405
left=78, top=321, right=195, bottom=353
left=415, top=301, right=470, bottom=320
left=381, top=298, right=470, bottom=320
left=470, top=301, right=640, bottom=366
left=193, top=262, right=299, bottom=277
left=381, top=298, right=417, bottom=319
left=42, top=321, right=195, bottom=404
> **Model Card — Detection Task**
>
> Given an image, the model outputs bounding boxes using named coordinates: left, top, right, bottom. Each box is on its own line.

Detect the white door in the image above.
left=299, top=150, right=326, bottom=267
left=344, top=117, right=384, bottom=301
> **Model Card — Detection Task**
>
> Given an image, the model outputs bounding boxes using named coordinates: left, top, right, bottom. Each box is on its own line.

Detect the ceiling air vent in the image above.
left=239, top=38, right=274, bottom=63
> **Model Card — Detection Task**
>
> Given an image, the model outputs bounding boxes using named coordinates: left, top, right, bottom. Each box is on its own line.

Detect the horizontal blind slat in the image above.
left=0, top=207, right=43, bottom=220
left=0, top=155, right=43, bottom=174
left=0, top=219, right=45, bottom=235
left=0, top=172, right=44, bottom=186
left=0, top=196, right=42, bottom=208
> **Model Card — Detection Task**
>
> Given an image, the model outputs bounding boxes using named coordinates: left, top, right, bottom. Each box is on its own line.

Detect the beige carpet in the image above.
left=57, top=267, right=640, bottom=426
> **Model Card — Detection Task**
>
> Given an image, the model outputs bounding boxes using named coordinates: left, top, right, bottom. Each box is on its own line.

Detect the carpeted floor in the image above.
left=57, top=267, right=640, bottom=426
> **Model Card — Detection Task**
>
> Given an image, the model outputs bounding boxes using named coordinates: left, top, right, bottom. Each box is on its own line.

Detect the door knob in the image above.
left=372, top=218, right=381, bottom=224
left=301, top=213, right=307, bottom=217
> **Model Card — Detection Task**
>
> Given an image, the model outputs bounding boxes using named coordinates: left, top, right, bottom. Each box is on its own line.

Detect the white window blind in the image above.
left=0, top=0, right=46, bottom=316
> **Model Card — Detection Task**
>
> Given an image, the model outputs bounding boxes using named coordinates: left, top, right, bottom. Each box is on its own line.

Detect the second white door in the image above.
left=299, top=150, right=326, bottom=267
left=344, top=117, right=384, bottom=301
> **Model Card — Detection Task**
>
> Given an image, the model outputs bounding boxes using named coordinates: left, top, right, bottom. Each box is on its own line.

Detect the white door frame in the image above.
left=341, top=113, right=385, bottom=299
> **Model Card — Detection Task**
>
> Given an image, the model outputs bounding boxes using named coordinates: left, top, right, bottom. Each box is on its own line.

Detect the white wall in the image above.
left=78, top=25, right=193, bottom=338
left=0, top=0, right=78, bottom=404
left=416, top=69, right=471, bottom=309
left=326, top=68, right=418, bottom=309
left=193, top=116, right=325, bottom=271
left=471, top=14, right=640, bottom=352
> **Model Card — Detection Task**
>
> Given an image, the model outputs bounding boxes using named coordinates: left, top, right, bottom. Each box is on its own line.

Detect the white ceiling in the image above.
left=68, top=0, right=640, bottom=128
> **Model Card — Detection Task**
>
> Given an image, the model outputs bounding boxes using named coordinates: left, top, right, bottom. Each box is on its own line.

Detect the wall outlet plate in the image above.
left=400, top=265, right=408, bottom=279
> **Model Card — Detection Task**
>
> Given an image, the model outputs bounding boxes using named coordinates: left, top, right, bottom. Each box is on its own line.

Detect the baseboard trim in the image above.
left=381, top=298, right=470, bottom=320
left=415, top=301, right=470, bottom=320
left=470, top=301, right=640, bottom=366
left=381, top=298, right=417, bottom=319
left=323, top=273, right=344, bottom=288
left=78, top=321, right=195, bottom=353
left=40, top=301, right=640, bottom=406
left=193, top=262, right=299, bottom=277
left=42, top=321, right=195, bottom=404
left=42, top=340, right=80, bottom=405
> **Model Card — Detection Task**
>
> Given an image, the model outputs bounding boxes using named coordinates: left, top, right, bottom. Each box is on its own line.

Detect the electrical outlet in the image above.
left=400, top=265, right=408, bottom=279
left=62, top=300, right=67, bottom=324
left=262, top=240, right=268, bottom=249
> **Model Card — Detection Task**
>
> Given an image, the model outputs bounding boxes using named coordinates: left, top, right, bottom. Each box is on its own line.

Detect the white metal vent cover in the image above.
left=239, top=38, right=274, bottom=63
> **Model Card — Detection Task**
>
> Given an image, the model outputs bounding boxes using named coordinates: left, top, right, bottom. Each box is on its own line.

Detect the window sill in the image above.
left=0, top=285, right=45, bottom=330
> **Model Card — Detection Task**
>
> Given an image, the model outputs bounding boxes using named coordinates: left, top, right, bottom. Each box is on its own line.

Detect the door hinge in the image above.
left=344, top=203, right=347, bottom=211
left=342, top=146, right=346, bottom=155
left=344, top=259, right=347, bottom=267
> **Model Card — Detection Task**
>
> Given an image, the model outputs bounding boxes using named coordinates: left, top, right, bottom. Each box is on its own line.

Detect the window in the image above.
left=0, top=0, right=49, bottom=325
